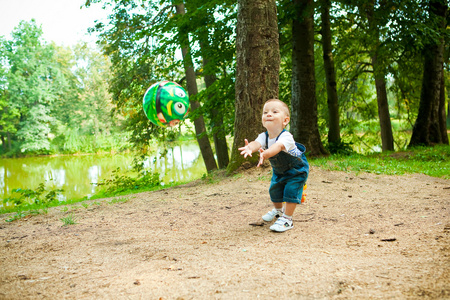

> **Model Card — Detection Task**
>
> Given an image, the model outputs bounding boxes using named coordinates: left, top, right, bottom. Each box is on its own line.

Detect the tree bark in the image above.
left=320, top=0, right=341, bottom=146
left=371, top=53, right=394, bottom=151
left=176, top=4, right=218, bottom=172
left=228, top=0, right=280, bottom=172
left=291, top=0, right=328, bottom=156
left=439, top=72, right=449, bottom=144
left=409, top=0, right=448, bottom=147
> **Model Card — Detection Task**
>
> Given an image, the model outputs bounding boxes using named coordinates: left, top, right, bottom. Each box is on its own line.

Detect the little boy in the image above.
left=238, top=99, right=309, bottom=232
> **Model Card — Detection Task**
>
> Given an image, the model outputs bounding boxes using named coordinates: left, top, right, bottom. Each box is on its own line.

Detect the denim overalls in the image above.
left=265, top=130, right=309, bottom=204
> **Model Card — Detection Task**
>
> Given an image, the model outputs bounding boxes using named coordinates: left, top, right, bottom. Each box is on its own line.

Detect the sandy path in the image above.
left=0, top=166, right=449, bottom=299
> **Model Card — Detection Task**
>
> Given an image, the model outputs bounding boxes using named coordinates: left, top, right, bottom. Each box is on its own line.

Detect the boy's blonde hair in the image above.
left=264, top=99, right=290, bottom=117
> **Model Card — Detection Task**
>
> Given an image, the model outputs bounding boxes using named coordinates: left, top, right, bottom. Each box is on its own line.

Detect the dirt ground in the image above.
left=0, top=165, right=449, bottom=299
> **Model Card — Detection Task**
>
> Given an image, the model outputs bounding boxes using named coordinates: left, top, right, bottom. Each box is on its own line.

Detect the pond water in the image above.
left=0, top=142, right=206, bottom=203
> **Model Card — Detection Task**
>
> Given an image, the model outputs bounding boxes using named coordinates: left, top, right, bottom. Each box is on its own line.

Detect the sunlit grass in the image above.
left=310, top=144, right=450, bottom=179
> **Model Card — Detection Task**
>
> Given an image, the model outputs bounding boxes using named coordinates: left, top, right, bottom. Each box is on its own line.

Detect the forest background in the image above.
left=0, top=0, right=449, bottom=170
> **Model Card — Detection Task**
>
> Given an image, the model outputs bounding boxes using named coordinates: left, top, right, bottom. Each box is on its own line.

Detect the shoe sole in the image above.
left=270, top=225, right=293, bottom=232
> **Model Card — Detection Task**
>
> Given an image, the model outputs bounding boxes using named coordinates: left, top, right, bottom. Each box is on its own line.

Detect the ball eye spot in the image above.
left=174, top=102, right=186, bottom=115
left=174, top=88, right=186, bottom=98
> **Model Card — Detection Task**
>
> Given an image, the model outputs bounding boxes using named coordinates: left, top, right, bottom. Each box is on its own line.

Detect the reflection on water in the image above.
left=0, top=142, right=205, bottom=202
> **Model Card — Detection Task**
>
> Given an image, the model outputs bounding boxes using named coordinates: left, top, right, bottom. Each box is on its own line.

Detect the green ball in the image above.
left=143, top=81, right=190, bottom=127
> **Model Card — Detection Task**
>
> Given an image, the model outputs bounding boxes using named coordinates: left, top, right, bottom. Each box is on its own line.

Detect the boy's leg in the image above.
left=262, top=174, right=284, bottom=222
left=284, top=202, right=297, bottom=216
left=274, top=202, right=283, bottom=210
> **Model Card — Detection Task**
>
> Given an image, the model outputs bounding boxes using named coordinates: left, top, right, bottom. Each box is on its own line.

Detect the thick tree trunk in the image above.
left=320, top=0, right=341, bottom=146
left=176, top=4, right=218, bottom=172
left=291, top=0, right=328, bottom=156
left=409, top=0, right=447, bottom=147
left=228, top=0, right=280, bottom=172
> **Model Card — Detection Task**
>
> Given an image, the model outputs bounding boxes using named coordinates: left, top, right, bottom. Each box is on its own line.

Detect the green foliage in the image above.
left=326, top=141, right=355, bottom=155
left=86, top=0, right=237, bottom=149
left=0, top=20, right=125, bottom=156
left=3, top=183, right=63, bottom=208
left=2, top=183, right=63, bottom=221
left=50, top=129, right=131, bottom=154
left=95, top=167, right=161, bottom=197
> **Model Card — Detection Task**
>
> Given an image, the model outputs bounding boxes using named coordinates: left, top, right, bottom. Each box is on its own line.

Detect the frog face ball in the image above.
left=143, top=81, right=190, bottom=127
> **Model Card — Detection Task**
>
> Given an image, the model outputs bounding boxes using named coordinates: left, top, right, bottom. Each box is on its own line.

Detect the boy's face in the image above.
left=261, top=101, right=290, bottom=131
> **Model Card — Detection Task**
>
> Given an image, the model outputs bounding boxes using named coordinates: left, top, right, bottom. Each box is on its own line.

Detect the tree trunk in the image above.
left=228, top=0, right=280, bottom=172
left=439, top=73, right=449, bottom=144
left=409, top=0, right=447, bottom=147
left=0, top=134, right=5, bottom=152
left=291, top=0, right=328, bottom=156
left=371, top=53, right=394, bottom=151
left=176, top=4, right=218, bottom=172
left=364, top=1, right=394, bottom=152
left=7, top=132, right=12, bottom=151
left=202, top=51, right=229, bottom=169
left=320, top=0, right=341, bottom=146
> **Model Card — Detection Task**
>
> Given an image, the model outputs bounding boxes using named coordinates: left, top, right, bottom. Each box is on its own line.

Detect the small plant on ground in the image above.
left=95, top=163, right=161, bottom=197
left=107, top=197, right=129, bottom=205
left=2, top=184, right=64, bottom=221
left=61, top=214, right=77, bottom=226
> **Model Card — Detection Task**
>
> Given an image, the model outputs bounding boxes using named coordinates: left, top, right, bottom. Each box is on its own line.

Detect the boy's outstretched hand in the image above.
left=238, top=139, right=253, bottom=158
left=257, top=148, right=265, bottom=167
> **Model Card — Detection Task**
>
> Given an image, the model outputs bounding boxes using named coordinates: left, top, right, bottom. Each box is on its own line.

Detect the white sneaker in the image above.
left=270, top=216, right=293, bottom=232
left=262, top=208, right=283, bottom=222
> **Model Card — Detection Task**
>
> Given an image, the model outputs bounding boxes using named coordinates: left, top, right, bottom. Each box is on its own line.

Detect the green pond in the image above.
left=0, top=142, right=206, bottom=203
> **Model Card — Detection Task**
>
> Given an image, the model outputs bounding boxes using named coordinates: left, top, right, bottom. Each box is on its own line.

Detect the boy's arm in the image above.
left=238, top=139, right=262, bottom=158
left=257, top=141, right=285, bottom=167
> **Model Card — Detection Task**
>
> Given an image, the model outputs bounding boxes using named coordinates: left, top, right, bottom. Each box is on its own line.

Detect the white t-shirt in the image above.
left=255, top=131, right=303, bottom=158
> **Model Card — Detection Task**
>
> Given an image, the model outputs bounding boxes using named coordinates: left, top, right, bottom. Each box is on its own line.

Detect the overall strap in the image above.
left=264, top=129, right=286, bottom=149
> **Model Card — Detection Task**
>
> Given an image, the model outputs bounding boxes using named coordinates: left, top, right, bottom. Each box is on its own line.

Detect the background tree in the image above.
left=362, top=0, right=394, bottom=151
left=409, top=0, right=448, bottom=147
left=187, top=0, right=236, bottom=169
left=87, top=0, right=236, bottom=170
left=290, top=0, right=328, bottom=156
left=319, top=0, right=341, bottom=148
left=175, top=2, right=217, bottom=172
left=0, top=38, right=19, bottom=152
left=4, top=20, right=67, bottom=153
left=228, top=0, right=281, bottom=172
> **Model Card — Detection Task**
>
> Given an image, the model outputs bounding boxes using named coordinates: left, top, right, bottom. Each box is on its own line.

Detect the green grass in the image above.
left=310, top=144, right=450, bottom=179
left=60, top=214, right=77, bottom=226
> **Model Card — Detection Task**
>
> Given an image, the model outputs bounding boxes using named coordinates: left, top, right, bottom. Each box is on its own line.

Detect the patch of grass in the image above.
left=201, top=170, right=227, bottom=184
left=310, top=144, right=450, bottom=179
left=107, top=197, right=130, bottom=205
left=60, top=214, right=77, bottom=226
left=233, top=173, right=243, bottom=179
left=5, top=211, right=27, bottom=222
